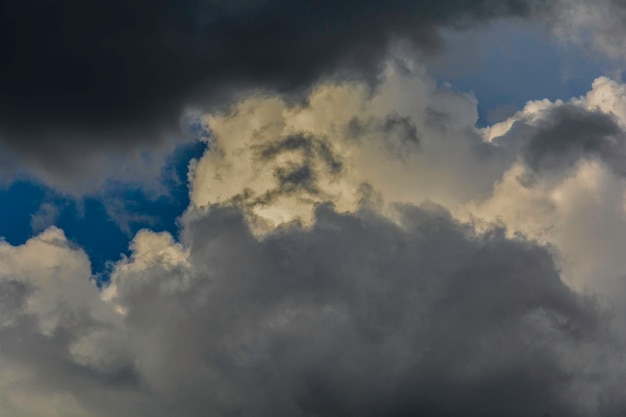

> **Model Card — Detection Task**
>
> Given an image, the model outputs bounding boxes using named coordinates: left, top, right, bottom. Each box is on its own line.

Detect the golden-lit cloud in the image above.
left=190, top=63, right=505, bottom=233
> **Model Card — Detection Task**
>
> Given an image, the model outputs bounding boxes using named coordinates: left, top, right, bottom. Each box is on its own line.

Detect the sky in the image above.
left=6, top=1, right=626, bottom=416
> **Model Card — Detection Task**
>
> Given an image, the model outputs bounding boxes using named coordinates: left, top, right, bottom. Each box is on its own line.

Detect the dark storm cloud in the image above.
left=517, top=105, right=626, bottom=177
left=0, top=0, right=552, bottom=182
left=25, top=202, right=611, bottom=416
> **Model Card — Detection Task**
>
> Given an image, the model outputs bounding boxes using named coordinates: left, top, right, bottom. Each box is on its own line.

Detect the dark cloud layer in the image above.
left=0, top=0, right=551, bottom=182
left=3, top=203, right=621, bottom=416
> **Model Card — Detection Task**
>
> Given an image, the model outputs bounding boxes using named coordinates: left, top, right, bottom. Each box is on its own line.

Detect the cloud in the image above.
left=8, top=48, right=626, bottom=416
left=0, top=0, right=554, bottom=189
left=550, top=0, right=626, bottom=60
left=4, top=66, right=626, bottom=415
left=189, top=63, right=508, bottom=233
left=506, top=105, right=626, bottom=181
left=115, top=204, right=622, bottom=417
left=3, top=0, right=626, bottom=192
left=464, top=75, right=626, bottom=307
left=102, top=198, right=159, bottom=237
left=481, top=76, right=626, bottom=184
left=1, top=202, right=621, bottom=416
left=30, top=203, right=60, bottom=234
left=522, top=106, right=623, bottom=175
left=0, top=228, right=153, bottom=416
left=187, top=61, right=626, bottom=312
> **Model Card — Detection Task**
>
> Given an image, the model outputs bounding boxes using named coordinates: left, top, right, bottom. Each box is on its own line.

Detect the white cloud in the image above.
left=190, top=63, right=506, bottom=234
left=0, top=227, right=114, bottom=333
left=0, top=228, right=136, bottom=416
left=462, top=75, right=626, bottom=305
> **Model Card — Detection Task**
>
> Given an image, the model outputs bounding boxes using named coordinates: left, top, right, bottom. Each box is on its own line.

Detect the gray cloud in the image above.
left=494, top=105, right=626, bottom=182
left=171, top=204, right=603, bottom=417
left=524, top=105, right=625, bottom=175
left=3, top=202, right=622, bottom=416
left=7, top=5, right=626, bottom=414
left=547, top=0, right=626, bottom=60
left=0, top=0, right=553, bottom=186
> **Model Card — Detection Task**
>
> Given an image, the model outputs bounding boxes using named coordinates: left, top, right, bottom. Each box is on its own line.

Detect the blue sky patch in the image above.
left=0, top=140, right=207, bottom=284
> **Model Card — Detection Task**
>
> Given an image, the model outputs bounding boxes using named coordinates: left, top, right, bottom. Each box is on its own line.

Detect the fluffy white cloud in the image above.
left=0, top=227, right=113, bottom=333
left=189, top=63, right=508, bottom=234
left=464, top=75, right=626, bottom=304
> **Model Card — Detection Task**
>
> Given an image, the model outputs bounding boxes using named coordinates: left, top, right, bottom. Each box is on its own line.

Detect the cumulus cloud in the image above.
left=11, top=12, right=626, bottom=410
left=464, top=74, right=626, bottom=308
left=189, top=63, right=508, bottom=233
left=5, top=62, right=626, bottom=416
left=482, top=77, right=626, bottom=181
left=0, top=228, right=139, bottom=416
left=187, top=60, right=626, bottom=331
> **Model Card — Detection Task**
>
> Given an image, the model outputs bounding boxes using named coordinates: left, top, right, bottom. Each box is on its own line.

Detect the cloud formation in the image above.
left=189, top=63, right=506, bottom=233
left=5, top=0, right=626, bottom=193
left=1, top=203, right=620, bottom=417
left=551, top=0, right=626, bottom=60
left=468, top=75, right=626, bottom=303
left=0, top=0, right=554, bottom=189
left=5, top=62, right=626, bottom=416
